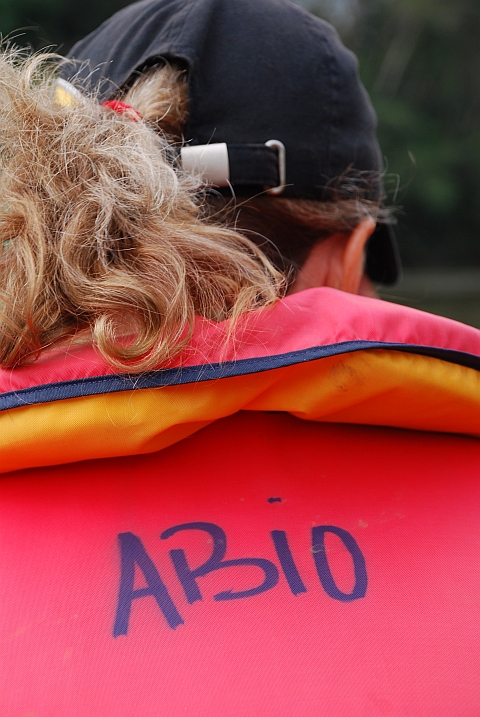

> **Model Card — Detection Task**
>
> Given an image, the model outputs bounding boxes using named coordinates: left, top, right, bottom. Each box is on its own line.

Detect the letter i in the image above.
left=270, top=530, right=307, bottom=595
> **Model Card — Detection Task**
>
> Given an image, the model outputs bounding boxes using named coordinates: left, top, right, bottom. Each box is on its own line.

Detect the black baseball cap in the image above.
left=62, top=0, right=401, bottom=284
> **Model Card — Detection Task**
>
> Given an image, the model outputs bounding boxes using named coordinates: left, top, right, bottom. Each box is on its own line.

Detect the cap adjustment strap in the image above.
left=180, top=141, right=285, bottom=192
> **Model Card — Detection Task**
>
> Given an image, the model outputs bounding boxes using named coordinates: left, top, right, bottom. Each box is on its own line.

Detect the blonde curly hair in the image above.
left=0, top=52, right=284, bottom=371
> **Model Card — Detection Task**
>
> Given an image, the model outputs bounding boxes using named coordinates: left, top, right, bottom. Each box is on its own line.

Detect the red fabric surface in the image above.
left=2, top=413, right=480, bottom=716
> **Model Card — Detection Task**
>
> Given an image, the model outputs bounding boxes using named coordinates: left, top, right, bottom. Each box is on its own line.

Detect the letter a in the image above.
left=113, top=532, right=184, bottom=637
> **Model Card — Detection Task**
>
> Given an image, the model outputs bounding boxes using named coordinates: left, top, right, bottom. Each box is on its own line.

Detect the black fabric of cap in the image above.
left=62, top=0, right=401, bottom=284
left=366, top=223, right=402, bottom=286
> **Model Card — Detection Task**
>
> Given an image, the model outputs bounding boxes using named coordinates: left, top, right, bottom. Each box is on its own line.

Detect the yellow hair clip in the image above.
left=54, top=78, right=83, bottom=107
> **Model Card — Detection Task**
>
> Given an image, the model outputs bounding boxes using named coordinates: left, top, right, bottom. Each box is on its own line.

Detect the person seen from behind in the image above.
left=0, top=0, right=401, bottom=371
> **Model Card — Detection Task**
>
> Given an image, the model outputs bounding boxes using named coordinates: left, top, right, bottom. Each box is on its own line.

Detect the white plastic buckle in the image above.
left=265, top=139, right=286, bottom=195
left=180, top=143, right=230, bottom=187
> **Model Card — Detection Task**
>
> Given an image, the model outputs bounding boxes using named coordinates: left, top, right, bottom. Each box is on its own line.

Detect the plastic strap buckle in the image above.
left=265, top=140, right=286, bottom=195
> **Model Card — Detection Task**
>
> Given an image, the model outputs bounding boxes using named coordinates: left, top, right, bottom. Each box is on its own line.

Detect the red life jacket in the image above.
left=1, top=288, right=480, bottom=715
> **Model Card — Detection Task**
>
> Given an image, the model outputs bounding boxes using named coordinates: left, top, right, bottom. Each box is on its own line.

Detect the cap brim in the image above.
left=365, top=223, right=402, bottom=285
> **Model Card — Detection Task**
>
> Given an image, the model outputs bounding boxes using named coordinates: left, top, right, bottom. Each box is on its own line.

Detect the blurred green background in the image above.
left=1, top=0, right=479, bottom=323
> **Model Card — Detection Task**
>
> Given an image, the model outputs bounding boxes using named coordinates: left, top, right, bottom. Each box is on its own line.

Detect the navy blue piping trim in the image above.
left=1, top=340, right=479, bottom=412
